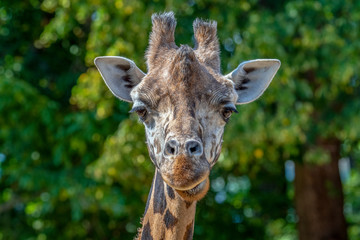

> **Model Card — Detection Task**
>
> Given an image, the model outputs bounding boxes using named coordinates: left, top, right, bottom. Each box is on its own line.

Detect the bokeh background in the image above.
left=1, top=0, right=360, bottom=239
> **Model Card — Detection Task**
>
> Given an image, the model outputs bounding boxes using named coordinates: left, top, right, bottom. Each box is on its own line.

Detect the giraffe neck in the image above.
left=136, top=169, right=197, bottom=240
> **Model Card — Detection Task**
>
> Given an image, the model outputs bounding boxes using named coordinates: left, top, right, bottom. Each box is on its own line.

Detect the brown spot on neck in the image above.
left=183, top=220, right=194, bottom=240
left=167, top=184, right=175, bottom=199
left=185, top=201, right=193, bottom=208
left=153, top=171, right=167, bottom=214
left=141, top=221, right=153, bottom=240
left=164, top=209, right=178, bottom=230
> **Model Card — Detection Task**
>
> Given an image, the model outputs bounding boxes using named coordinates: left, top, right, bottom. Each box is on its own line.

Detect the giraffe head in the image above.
left=95, top=12, right=280, bottom=202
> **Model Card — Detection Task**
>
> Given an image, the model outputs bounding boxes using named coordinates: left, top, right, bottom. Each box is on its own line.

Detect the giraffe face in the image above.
left=94, top=12, right=280, bottom=202
left=130, top=46, right=238, bottom=200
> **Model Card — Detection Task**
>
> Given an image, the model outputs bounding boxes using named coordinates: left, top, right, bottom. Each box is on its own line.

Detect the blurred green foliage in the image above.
left=1, top=0, right=360, bottom=239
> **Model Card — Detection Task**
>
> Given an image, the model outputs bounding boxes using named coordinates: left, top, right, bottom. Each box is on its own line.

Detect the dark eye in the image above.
left=221, top=104, right=238, bottom=122
left=130, top=106, right=148, bottom=121
left=222, top=109, right=233, bottom=119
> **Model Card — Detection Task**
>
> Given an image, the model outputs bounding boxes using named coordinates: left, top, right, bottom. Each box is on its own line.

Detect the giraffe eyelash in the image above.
left=221, top=103, right=238, bottom=122
left=130, top=106, right=148, bottom=121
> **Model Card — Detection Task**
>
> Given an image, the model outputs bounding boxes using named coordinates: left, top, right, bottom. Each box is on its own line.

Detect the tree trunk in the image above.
left=295, top=140, right=348, bottom=240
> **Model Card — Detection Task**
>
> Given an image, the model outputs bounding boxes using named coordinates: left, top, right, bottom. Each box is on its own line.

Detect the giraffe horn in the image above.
left=146, top=12, right=178, bottom=70
left=193, top=19, right=220, bottom=72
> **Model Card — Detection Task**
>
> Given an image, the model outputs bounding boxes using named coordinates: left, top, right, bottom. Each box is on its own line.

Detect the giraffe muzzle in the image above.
left=160, top=154, right=210, bottom=191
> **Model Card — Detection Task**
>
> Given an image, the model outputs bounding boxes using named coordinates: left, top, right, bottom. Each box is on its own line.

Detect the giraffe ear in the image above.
left=94, top=56, right=146, bottom=102
left=225, top=59, right=280, bottom=104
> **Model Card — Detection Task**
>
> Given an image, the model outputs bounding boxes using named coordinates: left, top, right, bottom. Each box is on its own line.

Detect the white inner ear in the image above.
left=225, top=59, right=280, bottom=104
left=94, top=56, right=146, bottom=102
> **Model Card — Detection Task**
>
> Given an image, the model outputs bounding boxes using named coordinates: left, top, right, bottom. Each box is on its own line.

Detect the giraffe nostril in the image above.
left=169, top=147, right=175, bottom=154
left=185, top=140, right=203, bottom=157
left=164, top=139, right=179, bottom=156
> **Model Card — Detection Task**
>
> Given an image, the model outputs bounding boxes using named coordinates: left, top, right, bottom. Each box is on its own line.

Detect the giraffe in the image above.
left=94, top=12, right=280, bottom=240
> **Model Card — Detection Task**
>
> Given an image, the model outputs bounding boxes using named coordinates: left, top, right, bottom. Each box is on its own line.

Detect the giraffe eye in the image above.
left=221, top=104, right=238, bottom=122
left=130, top=106, right=148, bottom=121
left=222, top=109, right=232, bottom=119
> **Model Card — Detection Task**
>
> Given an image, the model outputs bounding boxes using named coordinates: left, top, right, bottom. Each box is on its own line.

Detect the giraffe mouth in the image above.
left=184, top=179, right=207, bottom=194
left=162, top=169, right=209, bottom=192
left=175, top=177, right=210, bottom=201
